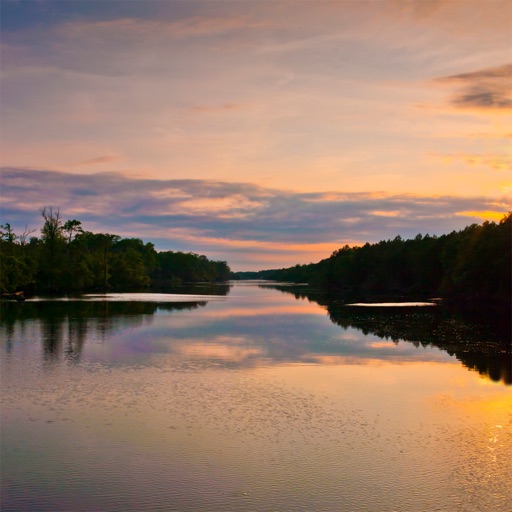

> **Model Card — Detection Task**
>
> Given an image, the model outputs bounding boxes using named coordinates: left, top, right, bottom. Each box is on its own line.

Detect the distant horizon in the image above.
left=1, top=1, right=510, bottom=270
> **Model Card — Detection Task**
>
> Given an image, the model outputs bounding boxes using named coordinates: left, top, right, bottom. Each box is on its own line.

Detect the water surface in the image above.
left=1, top=282, right=511, bottom=511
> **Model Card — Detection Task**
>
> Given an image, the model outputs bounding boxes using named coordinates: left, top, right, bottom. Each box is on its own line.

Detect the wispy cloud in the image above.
left=2, top=1, right=510, bottom=198
left=436, top=63, right=512, bottom=111
left=1, top=168, right=509, bottom=270
left=432, top=152, right=512, bottom=172
left=73, top=155, right=122, bottom=167
left=190, top=103, right=249, bottom=114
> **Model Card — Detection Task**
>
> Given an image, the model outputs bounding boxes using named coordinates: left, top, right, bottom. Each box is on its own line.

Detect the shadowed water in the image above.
left=1, top=282, right=511, bottom=511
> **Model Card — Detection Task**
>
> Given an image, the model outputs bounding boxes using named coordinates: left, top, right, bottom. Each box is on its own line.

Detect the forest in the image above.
left=0, top=207, right=231, bottom=294
left=235, top=213, right=511, bottom=302
left=2, top=208, right=510, bottom=301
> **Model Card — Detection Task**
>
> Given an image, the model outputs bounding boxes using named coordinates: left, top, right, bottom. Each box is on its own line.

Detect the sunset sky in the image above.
left=1, top=0, right=511, bottom=270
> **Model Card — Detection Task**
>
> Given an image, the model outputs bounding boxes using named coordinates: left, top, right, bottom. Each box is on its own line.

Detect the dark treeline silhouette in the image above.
left=0, top=207, right=231, bottom=294
left=236, top=213, right=511, bottom=302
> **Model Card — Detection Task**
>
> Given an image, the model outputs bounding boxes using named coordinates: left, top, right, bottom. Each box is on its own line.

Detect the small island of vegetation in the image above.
left=0, top=207, right=231, bottom=295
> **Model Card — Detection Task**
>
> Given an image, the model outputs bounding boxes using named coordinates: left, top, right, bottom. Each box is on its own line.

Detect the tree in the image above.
left=0, top=223, right=17, bottom=244
left=62, top=219, right=83, bottom=244
left=39, top=207, right=66, bottom=291
left=243, top=213, right=511, bottom=301
left=18, top=225, right=36, bottom=246
left=40, top=207, right=63, bottom=257
left=0, top=224, right=37, bottom=292
left=90, top=233, right=120, bottom=289
left=110, top=238, right=156, bottom=288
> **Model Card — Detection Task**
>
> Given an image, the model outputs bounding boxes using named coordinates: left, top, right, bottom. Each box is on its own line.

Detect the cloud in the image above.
left=73, top=155, right=122, bottom=167
left=456, top=211, right=510, bottom=222
left=436, top=63, right=512, bottom=111
left=61, top=14, right=257, bottom=42
left=452, top=88, right=511, bottom=110
left=2, top=1, right=511, bottom=200
left=1, top=168, right=510, bottom=270
left=433, top=152, right=512, bottom=172
left=1, top=13, right=262, bottom=79
left=190, top=103, right=248, bottom=114
left=441, top=64, right=512, bottom=81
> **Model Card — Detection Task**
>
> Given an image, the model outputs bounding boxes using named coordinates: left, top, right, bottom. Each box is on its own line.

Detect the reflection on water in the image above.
left=331, top=304, right=511, bottom=385
left=1, top=282, right=511, bottom=512
left=3, top=283, right=509, bottom=384
left=28, top=282, right=233, bottom=302
left=1, top=300, right=207, bottom=365
left=264, top=284, right=511, bottom=385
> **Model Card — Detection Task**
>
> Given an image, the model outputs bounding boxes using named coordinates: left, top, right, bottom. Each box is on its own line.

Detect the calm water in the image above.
left=1, top=282, right=511, bottom=512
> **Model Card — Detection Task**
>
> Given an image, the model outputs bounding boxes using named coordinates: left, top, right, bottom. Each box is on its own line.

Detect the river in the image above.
left=1, top=281, right=511, bottom=511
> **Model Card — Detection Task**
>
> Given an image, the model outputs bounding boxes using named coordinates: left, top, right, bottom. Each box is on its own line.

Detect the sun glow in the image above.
left=456, top=210, right=510, bottom=222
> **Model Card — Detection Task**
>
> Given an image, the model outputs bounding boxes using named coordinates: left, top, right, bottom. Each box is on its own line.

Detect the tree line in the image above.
left=235, top=213, right=511, bottom=301
left=0, top=207, right=231, bottom=294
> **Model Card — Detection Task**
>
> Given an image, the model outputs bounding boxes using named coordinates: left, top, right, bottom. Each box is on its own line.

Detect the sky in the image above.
left=1, top=0, right=511, bottom=271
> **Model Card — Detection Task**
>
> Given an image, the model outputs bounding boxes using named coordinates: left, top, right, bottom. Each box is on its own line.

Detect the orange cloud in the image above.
left=456, top=210, right=510, bottom=222
left=434, top=153, right=512, bottom=172
left=173, top=196, right=265, bottom=218
left=370, top=210, right=402, bottom=218
left=120, top=223, right=350, bottom=254
left=304, top=191, right=392, bottom=202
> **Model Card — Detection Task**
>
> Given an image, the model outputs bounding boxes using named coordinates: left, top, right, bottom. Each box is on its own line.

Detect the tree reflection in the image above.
left=263, top=284, right=511, bottom=385
left=160, top=282, right=232, bottom=296
left=0, top=300, right=207, bottom=364
left=65, top=315, right=87, bottom=364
